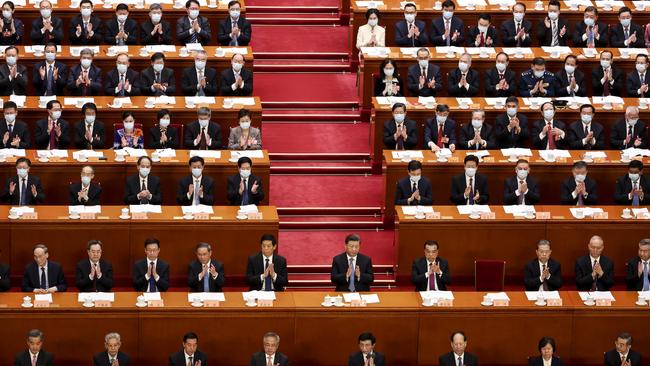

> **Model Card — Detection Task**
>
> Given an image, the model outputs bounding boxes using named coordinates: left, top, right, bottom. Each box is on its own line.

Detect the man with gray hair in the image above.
left=14, top=329, right=54, bottom=366
left=141, top=3, right=172, bottom=45
left=459, top=109, right=496, bottom=150
left=249, top=332, right=289, bottom=366
left=184, top=107, right=222, bottom=150
left=22, top=244, right=67, bottom=293
left=524, top=239, right=562, bottom=291
left=66, top=47, right=102, bottom=96
left=407, top=47, right=442, bottom=97
left=448, top=53, right=479, bottom=97
left=93, top=332, right=131, bottom=366
left=626, top=239, right=650, bottom=291
left=610, top=106, right=647, bottom=150
left=575, top=235, right=614, bottom=291
left=188, top=242, right=225, bottom=292
left=604, top=333, right=642, bottom=366
left=181, top=49, right=217, bottom=96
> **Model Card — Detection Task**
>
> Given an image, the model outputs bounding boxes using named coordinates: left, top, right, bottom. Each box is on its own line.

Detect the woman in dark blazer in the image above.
left=374, top=59, right=404, bottom=97
left=149, top=109, right=179, bottom=149
left=529, top=337, right=564, bottom=366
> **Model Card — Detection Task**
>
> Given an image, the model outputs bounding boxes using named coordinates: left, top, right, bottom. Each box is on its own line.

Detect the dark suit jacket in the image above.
left=429, top=16, right=464, bottom=46
left=32, top=60, right=68, bottom=96
left=132, top=258, right=170, bottom=292
left=374, top=75, right=404, bottom=96
left=75, top=259, right=113, bottom=292
left=394, top=19, right=427, bottom=47
left=626, top=256, right=650, bottom=291
left=495, top=112, right=528, bottom=148
left=69, top=15, right=103, bottom=45
left=176, top=15, right=211, bottom=45
left=424, top=118, right=456, bottom=148
left=484, top=67, right=516, bottom=97
left=0, top=17, right=23, bottom=45
left=184, top=121, right=222, bottom=149
left=447, top=68, right=479, bottom=97
left=74, top=120, right=106, bottom=149
left=35, top=118, right=70, bottom=149
left=459, top=123, right=496, bottom=150
left=104, top=17, right=138, bottom=44
left=93, top=351, right=131, bottom=366
left=610, top=22, right=645, bottom=48
left=66, top=64, right=103, bottom=96
left=0, top=64, right=27, bottom=96
left=604, top=349, right=642, bottom=366
left=104, top=68, right=142, bottom=96
left=572, top=21, right=609, bottom=47
left=395, top=176, right=433, bottom=205
left=566, top=121, right=606, bottom=150
left=0, top=119, right=31, bottom=148
left=383, top=118, right=418, bottom=149
left=181, top=66, right=218, bottom=96
left=220, top=67, right=253, bottom=96
left=500, top=19, right=532, bottom=46
left=524, top=258, right=562, bottom=291
left=592, top=65, right=624, bottom=97
left=536, top=17, right=570, bottom=46
left=407, top=63, right=442, bottom=96
left=140, top=66, right=176, bottom=96
left=227, top=173, right=264, bottom=205
left=168, top=350, right=208, bottom=366
left=30, top=16, right=64, bottom=44
left=503, top=175, right=540, bottom=205
left=531, top=119, right=567, bottom=150
left=411, top=256, right=450, bottom=291
left=467, top=24, right=497, bottom=47
left=553, top=69, right=586, bottom=97
left=140, top=19, right=172, bottom=45
left=245, top=252, right=288, bottom=291
left=188, top=259, right=224, bottom=292
left=349, top=352, right=385, bottom=366
left=610, top=119, right=647, bottom=150
left=69, top=182, right=102, bottom=205
left=575, top=254, right=614, bottom=291
left=331, top=252, right=374, bottom=292
left=560, top=176, right=598, bottom=205
left=217, top=17, right=252, bottom=46
left=528, top=356, right=564, bottom=366
left=626, top=70, right=650, bottom=97
left=1, top=175, right=45, bottom=205
left=450, top=173, right=489, bottom=205
left=0, top=262, right=9, bottom=292
left=176, top=175, right=215, bottom=205
left=614, top=175, right=650, bottom=205
left=149, top=125, right=179, bottom=149
left=13, top=350, right=54, bottom=366
left=439, top=352, right=478, bottom=366
left=250, top=352, right=289, bottom=366
left=123, top=174, right=162, bottom=205
left=21, top=260, right=66, bottom=292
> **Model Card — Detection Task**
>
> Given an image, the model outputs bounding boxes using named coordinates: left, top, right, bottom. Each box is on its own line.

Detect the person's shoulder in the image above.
left=521, top=69, right=533, bottom=77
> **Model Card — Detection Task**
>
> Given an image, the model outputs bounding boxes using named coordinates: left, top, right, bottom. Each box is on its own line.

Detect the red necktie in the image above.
left=480, top=32, right=485, bottom=47
left=437, top=125, right=444, bottom=148
left=547, top=123, right=556, bottom=149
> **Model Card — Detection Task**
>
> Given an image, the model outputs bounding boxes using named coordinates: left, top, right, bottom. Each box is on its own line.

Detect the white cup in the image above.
left=479, top=48, right=487, bottom=58
left=139, top=48, right=148, bottom=56
left=426, top=100, right=435, bottom=109
left=180, top=48, right=188, bottom=56
left=121, top=208, right=129, bottom=217
left=585, top=49, right=595, bottom=57
left=334, top=296, right=343, bottom=306
left=136, top=0, right=144, bottom=7
left=621, top=49, right=629, bottom=58
left=482, top=295, right=492, bottom=304
left=38, top=100, right=47, bottom=108
left=136, top=295, right=146, bottom=304
left=551, top=51, right=560, bottom=58
left=423, top=297, right=434, bottom=306
left=9, top=208, right=19, bottom=217
left=76, top=99, right=85, bottom=108
left=107, top=48, right=116, bottom=56
left=638, top=3, right=646, bottom=11
left=494, top=100, right=504, bottom=108
left=145, top=99, right=155, bottom=108
left=536, top=294, right=545, bottom=304
left=623, top=208, right=632, bottom=217
left=223, top=99, right=233, bottom=108
left=77, top=152, right=86, bottom=161
left=209, top=0, right=216, bottom=5
left=433, top=1, right=442, bottom=10
left=569, top=2, right=578, bottom=10
left=575, top=209, right=585, bottom=219
left=22, top=296, right=31, bottom=305
left=113, top=99, right=122, bottom=108
left=216, top=47, right=225, bottom=57
left=187, top=100, right=195, bottom=107
left=246, top=297, right=257, bottom=306
left=640, top=100, right=648, bottom=108
left=530, top=99, right=539, bottom=108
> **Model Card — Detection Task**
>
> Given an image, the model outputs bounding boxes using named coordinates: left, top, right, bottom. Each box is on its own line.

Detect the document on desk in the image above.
left=579, top=291, right=615, bottom=301
left=485, top=292, right=510, bottom=301
left=391, top=150, right=424, bottom=160
left=189, top=150, right=221, bottom=159
left=420, top=291, right=455, bottom=300
left=72, top=150, right=104, bottom=159
left=225, top=97, right=256, bottom=105
left=243, top=291, right=276, bottom=301
left=0, top=148, right=26, bottom=157
left=401, top=206, right=434, bottom=215
left=525, top=291, right=560, bottom=301
left=569, top=207, right=604, bottom=218
left=500, top=148, right=532, bottom=157
left=231, top=150, right=264, bottom=159
left=182, top=205, right=214, bottom=214
left=503, top=205, right=536, bottom=216
left=69, top=205, right=102, bottom=214
left=77, top=292, right=115, bottom=302
left=541, top=46, right=572, bottom=54
left=129, top=204, right=162, bottom=214
left=343, top=293, right=362, bottom=302
left=457, top=205, right=491, bottom=215
left=143, top=292, right=161, bottom=301
left=188, top=293, right=225, bottom=302
left=35, top=294, right=53, bottom=303
left=361, top=294, right=380, bottom=304
left=64, top=97, right=95, bottom=106
left=239, top=204, right=259, bottom=213
left=37, top=149, right=69, bottom=158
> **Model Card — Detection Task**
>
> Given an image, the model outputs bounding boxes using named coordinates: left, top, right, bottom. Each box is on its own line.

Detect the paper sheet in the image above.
left=399, top=47, right=419, bottom=56
left=538, top=150, right=572, bottom=160
left=622, top=147, right=650, bottom=157
left=435, top=46, right=465, bottom=54
left=525, top=291, right=561, bottom=301
left=68, top=205, right=102, bottom=214
left=465, top=47, right=496, bottom=55
left=181, top=205, right=214, bottom=214
left=375, top=96, right=407, bottom=105
left=522, top=97, right=552, bottom=106
left=143, top=292, right=161, bottom=301
left=64, top=97, right=94, bottom=106
left=225, top=97, right=256, bottom=106
left=456, top=0, right=487, bottom=5
left=457, top=205, right=491, bottom=214
left=70, top=46, right=100, bottom=55
left=0, top=148, right=26, bottom=157
left=9, top=95, right=26, bottom=107
left=343, top=293, right=362, bottom=302
left=123, top=148, right=148, bottom=157
left=466, top=150, right=491, bottom=158
left=583, top=151, right=607, bottom=159
left=154, top=148, right=176, bottom=158
left=554, top=96, right=592, bottom=105
left=129, top=204, right=162, bottom=214
left=243, top=291, right=276, bottom=301
left=541, top=46, right=573, bottom=54
left=11, top=207, right=35, bottom=214
left=401, top=206, right=434, bottom=215
left=418, top=96, right=436, bottom=104
left=456, top=98, right=474, bottom=105
left=361, top=47, right=390, bottom=56
left=570, top=207, right=604, bottom=218
left=35, top=294, right=53, bottom=303
left=484, top=97, right=507, bottom=106
left=72, top=150, right=104, bottom=159
left=502, top=47, right=533, bottom=55
left=189, top=150, right=222, bottom=159
left=231, top=150, right=264, bottom=159
left=485, top=292, right=510, bottom=301
left=564, top=0, right=594, bottom=6
left=361, top=294, right=380, bottom=304
left=595, top=0, right=624, bottom=5
left=592, top=96, right=625, bottom=104
left=185, top=96, right=216, bottom=104
left=391, top=150, right=424, bottom=160
left=420, top=291, right=455, bottom=300
left=185, top=43, right=204, bottom=51
left=38, top=95, right=58, bottom=104
left=500, top=148, right=532, bottom=157
left=37, top=149, right=69, bottom=158
left=503, top=205, right=536, bottom=216
left=239, top=204, right=259, bottom=213
left=145, top=45, right=177, bottom=53
left=187, top=292, right=225, bottom=302
left=77, top=292, right=114, bottom=302
left=578, top=291, right=615, bottom=301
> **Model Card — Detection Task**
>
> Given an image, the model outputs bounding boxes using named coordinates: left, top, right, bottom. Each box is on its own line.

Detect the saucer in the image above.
left=480, top=301, right=493, bottom=306
left=82, top=302, right=95, bottom=308
left=321, top=302, right=333, bottom=307
left=38, top=158, right=49, bottom=163
left=69, top=214, right=81, bottom=220
left=525, top=214, right=536, bottom=220
left=184, top=105, right=195, bottom=109
left=245, top=302, right=258, bottom=307
left=77, top=158, right=88, bottom=163
left=223, top=104, right=233, bottom=109
left=414, top=214, right=425, bottom=219
left=21, top=303, right=33, bottom=308
left=191, top=302, right=204, bottom=307
left=183, top=215, right=194, bottom=220
left=8, top=215, right=19, bottom=220
left=135, top=302, right=148, bottom=308
left=534, top=301, right=546, bottom=306
left=207, top=3, right=218, bottom=7
left=469, top=213, right=481, bottom=220
left=437, top=158, right=448, bottom=163
left=421, top=302, right=435, bottom=307
left=507, top=157, right=518, bottom=163
left=332, top=302, right=344, bottom=307
left=583, top=300, right=595, bottom=306
left=621, top=214, right=633, bottom=219
left=144, top=104, right=155, bottom=109
left=114, top=158, right=126, bottom=162
left=635, top=300, right=648, bottom=306
left=119, top=215, right=130, bottom=220
left=236, top=214, right=248, bottom=220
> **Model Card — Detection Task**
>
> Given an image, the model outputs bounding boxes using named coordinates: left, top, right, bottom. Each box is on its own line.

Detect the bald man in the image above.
left=575, top=235, right=614, bottom=291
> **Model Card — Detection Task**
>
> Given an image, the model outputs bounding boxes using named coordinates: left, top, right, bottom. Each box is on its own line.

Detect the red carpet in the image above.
left=250, top=25, right=349, bottom=54
left=246, top=0, right=339, bottom=6
left=263, top=123, right=370, bottom=153
left=254, top=73, right=358, bottom=102
left=270, top=175, right=383, bottom=207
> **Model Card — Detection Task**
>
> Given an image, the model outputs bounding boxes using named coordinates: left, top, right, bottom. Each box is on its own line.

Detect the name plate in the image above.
left=94, top=300, right=112, bottom=308
left=34, top=300, right=50, bottom=308
left=437, top=299, right=453, bottom=307
left=535, top=212, right=551, bottom=219
left=247, top=212, right=263, bottom=220
left=147, top=300, right=164, bottom=307
left=546, top=298, right=562, bottom=306
left=257, top=299, right=274, bottom=307
left=80, top=212, right=96, bottom=220
left=21, top=212, right=38, bottom=220
left=493, top=299, right=509, bottom=307
left=350, top=299, right=366, bottom=307
left=193, top=212, right=210, bottom=220
left=593, top=212, right=609, bottom=220
left=203, top=300, right=220, bottom=307
left=480, top=212, right=496, bottom=220
left=482, top=157, right=495, bottom=163
left=595, top=299, right=612, bottom=306
left=125, top=156, right=138, bottom=162
left=131, top=212, right=148, bottom=220
left=425, top=212, right=441, bottom=220
left=87, top=157, right=101, bottom=162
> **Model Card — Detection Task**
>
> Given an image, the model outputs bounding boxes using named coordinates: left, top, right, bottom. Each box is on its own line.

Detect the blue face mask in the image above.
left=394, top=113, right=405, bottom=123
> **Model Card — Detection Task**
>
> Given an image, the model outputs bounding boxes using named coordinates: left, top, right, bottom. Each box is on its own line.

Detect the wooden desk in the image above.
left=0, top=149, right=270, bottom=205
left=371, top=97, right=650, bottom=163
left=3, top=96, right=262, bottom=149
left=0, top=291, right=648, bottom=366
left=395, top=205, right=649, bottom=284
left=0, top=205, right=279, bottom=287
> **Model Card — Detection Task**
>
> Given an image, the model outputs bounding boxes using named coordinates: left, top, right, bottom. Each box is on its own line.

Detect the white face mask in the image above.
left=620, top=18, right=631, bottom=27
left=85, top=115, right=95, bottom=124
left=383, top=68, right=394, bottom=77
left=477, top=25, right=488, bottom=34
left=189, top=9, right=199, bottom=18
left=584, top=17, right=594, bottom=27
left=516, top=169, right=529, bottom=180
left=150, top=13, right=161, bottom=23
left=191, top=168, right=202, bottom=178
left=117, top=14, right=127, bottom=22
left=2, top=10, right=11, bottom=19
left=436, top=115, right=447, bottom=124
left=116, top=64, right=128, bottom=74
left=368, top=18, right=377, bottom=27
left=81, top=176, right=91, bottom=186
left=81, top=8, right=92, bottom=17
left=636, top=63, right=647, bottom=73
left=513, top=12, right=524, bottom=22
left=153, top=63, right=164, bottom=73
left=543, top=109, right=555, bottom=120
left=506, top=107, right=517, bottom=116
left=17, top=168, right=28, bottom=178
left=159, top=118, right=170, bottom=128
left=627, top=118, right=638, bottom=126
left=629, top=173, right=640, bottom=181
left=495, top=62, right=507, bottom=72
left=81, top=58, right=92, bottom=68
left=471, top=119, right=483, bottom=129
left=548, top=11, right=558, bottom=21
left=139, top=167, right=150, bottom=177
left=600, top=60, right=611, bottom=69
left=5, top=56, right=16, bottom=66
left=4, top=113, right=15, bottom=123
left=404, top=13, right=415, bottom=22
left=123, top=122, right=134, bottom=131
left=230, top=9, right=240, bottom=19
left=442, top=10, right=453, bottom=20
left=564, top=64, right=575, bottom=74
left=533, top=70, right=545, bottom=78
left=40, top=8, right=51, bottom=18
left=195, top=60, right=206, bottom=70
left=240, top=121, right=251, bottom=129
left=393, top=113, right=405, bottom=123
left=239, top=169, right=251, bottom=179
left=51, top=110, right=61, bottom=120
left=465, top=167, right=477, bottom=177
left=575, top=174, right=587, bottom=182
left=581, top=114, right=592, bottom=124
left=418, top=59, right=428, bottom=69
left=458, top=62, right=469, bottom=72
left=45, top=52, right=55, bottom=62
left=232, top=62, right=243, bottom=72
left=198, top=119, right=209, bottom=128
left=409, top=175, right=421, bottom=183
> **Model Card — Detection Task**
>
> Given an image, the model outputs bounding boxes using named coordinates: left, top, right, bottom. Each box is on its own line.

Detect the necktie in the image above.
left=479, top=32, right=484, bottom=47
left=516, top=22, right=521, bottom=47
left=409, top=23, right=415, bottom=46
left=19, top=178, right=27, bottom=206
left=267, top=356, right=273, bottom=366
left=445, top=20, right=451, bottom=46
left=40, top=267, right=47, bottom=289
left=7, top=123, right=12, bottom=134
left=551, top=21, right=558, bottom=46
left=140, top=179, right=148, bottom=204
left=412, top=181, right=417, bottom=194
left=230, top=22, right=238, bottom=46
left=189, top=356, right=194, bottom=366
left=110, top=358, right=116, bottom=366
left=396, top=125, right=405, bottom=150
left=542, top=264, right=549, bottom=291
left=421, top=67, right=427, bottom=79
left=348, top=258, right=356, bottom=292
left=547, top=123, right=556, bottom=149
left=591, top=259, right=598, bottom=291
left=92, top=263, right=98, bottom=291
left=577, top=186, right=584, bottom=206
left=624, top=26, right=629, bottom=46
left=119, top=74, right=126, bottom=96
left=31, top=354, right=37, bottom=366
left=148, top=261, right=156, bottom=292
left=193, top=179, right=201, bottom=205
left=241, top=179, right=250, bottom=205
left=518, top=180, right=525, bottom=205
left=642, top=74, right=647, bottom=97
left=81, top=69, right=89, bottom=96
left=468, top=178, right=474, bottom=205
left=117, top=22, right=125, bottom=45
left=264, top=258, right=272, bottom=291
left=587, top=26, right=595, bottom=48
left=202, top=265, right=210, bottom=292
left=603, top=69, right=610, bottom=96
left=569, top=74, right=575, bottom=97
left=189, top=19, right=198, bottom=43
left=627, top=125, right=633, bottom=146
left=155, top=72, right=161, bottom=84
left=632, top=182, right=640, bottom=207
left=584, top=125, right=589, bottom=138
left=428, top=262, right=436, bottom=291
left=46, top=65, right=54, bottom=96
left=49, top=121, right=57, bottom=150
left=197, top=70, right=205, bottom=97
left=199, top=127, right=207, bottom=149
left=642, top=261, right=649, bottom=291
left=458, top=356, right=463, bottom=366
left=437, top=124, right=444, bottom=148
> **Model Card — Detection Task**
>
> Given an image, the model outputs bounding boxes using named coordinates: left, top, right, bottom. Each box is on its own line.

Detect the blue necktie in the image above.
left=189, top=19, right=198, bottom=43
left=241, top=179, right=250, bottom=205
left=643, top=261, right=649, bottom=291
left=46, top=65, right=54, bottom=96
left=202, top=265, right=210, bottom=292
left=348, top=258, right=355, bottom=292
left=230, top=21, right=238, bottom=46
left=148, top=261, right=156, bottom=292
left=264, top=258, right=272, bottom=291
left=118, top=74, right=126, bottom=96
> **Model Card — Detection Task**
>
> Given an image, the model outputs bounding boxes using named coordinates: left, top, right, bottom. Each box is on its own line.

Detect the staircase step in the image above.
left=278, top=207, right=381, bottom=215
left=245, top=0, right=339, bottom=7
left=254, top=59, right=351, bottom=72
left=250, top=25, right=349, bottom=55
left=263, top=122, right=369, bottom=154
left=263, top=110, right=360, bottom=122
left=286, top=273, right=396, bottom=286
left=246, top=5, right=339, bottom=13
left=248, top=13, right=340, bottom=26
left=271, top=165, right=373, bottom=175
left=270, top=152, right=370, bottom=160
left=255, top=72, right=358, bottom=105
left=270, top=175, right=383, bottom=207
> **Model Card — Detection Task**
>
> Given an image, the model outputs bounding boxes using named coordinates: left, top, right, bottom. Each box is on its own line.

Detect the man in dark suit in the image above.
left=604, top=333, right=642, bottom=366
left=459, top=110, right=496, bottom=150
left=615, top=160, right=650, bottom=206
left=575, top=236, right=614, bottom=291
left=93, top=332, right=131, bottom=366
left=227, top=156, right=264, bottom=205
left=185, top=108, right=222, bottom=150
left=181, top=50, right=218, bottom=96
left=554, top=55, right=586, bottom=97
left=21, top=244, right=67, bottom=293
left=610, top=107, right=647, bottom=150
left=32, top=43, right=67, bottom=96
left=30, top=1, right=63, bottom=44
left=566, top=104, right=605, bottom=150
left=69, top=165, right=102, bottom=205
left=439, top=331, right=478, bottom=366
left=141, top=52, right=175, bottom=96
left=176, top=0, right=211, bottom=45
left=0, top=46, right=27, bottom=96
left=0, top=250, right=9, bottom=291
left=450, top=154, right=489, bottom=205
left=246, top=234, right=288, bottom=291
left=536, top=0, right=569, bottom=46
left=572, top=6, right=608, bottom=47
left=500, top=2, right=532, bottom=47
left=66, top=49, right=103, bottom=96
left=75, top=240, right=113, bottom=292
left=531, top=102, right=567, bottom=150
left=394, top=3, right=427, bottom=47
left=447, top=53, right=479, bottom=97
left=104, top=4, right=138, bottom=45
left=69, top=0, right=103, bottom=45
left=592, top=50, right=624, bottom=97
left=429, top=1, right=464, bottom=46
left=524, top=239, right=562, bottom=291
left=407, top=48, right=442, bottom=96
left=626, top=239, right=650, bottom=291
left=467, top=13, right=496, bottom=47
left=35, top=100, right=70, bottom=150
left=74, top=102, right=105, bottom=149
left=104, top=53, right=141, bottom=96
left=13, top=329, right=54, bottom=366
left=610, top=7, right=644, bottom=48
left=496, top=96, right=528, bottom=148
left=331, top=234, right=374, bottom=292
left=217, top=0, right=252, bottom=46
left=1, top=158, right=45, bottom=205
left=560, top=161, right=598, bottom=205
left=349, top=332, right=385, bottom=366
left=411, top=240, right=450, bottom=291
left=485, top=52, right=516, bottom=97
left=220, top=53, right=253, bottom=96
left=188, top=242, right=224, bottom=292
left=627, top=54, right=650, bottom=97
left=503, top=159, right=540, bottom=205
left=383, top=102, right=418, bottom=150
left=424, top=104, right=456, bottom=152
left=133, top=237, right=170, bottom=292
left=124, top=156, right=162, bottom=205
left=250, top=332, right=289, bottom=366
left=168, top=332, right=208, bottom=366
left=519, top=58, right=556, bottom=97
left=141, top=3, right=172, bottom=45
left=395, top=160, right=433, bottom=206
left=177, top=156, right=215, bottom=205
left=0, top=101, right=30, bottom=148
